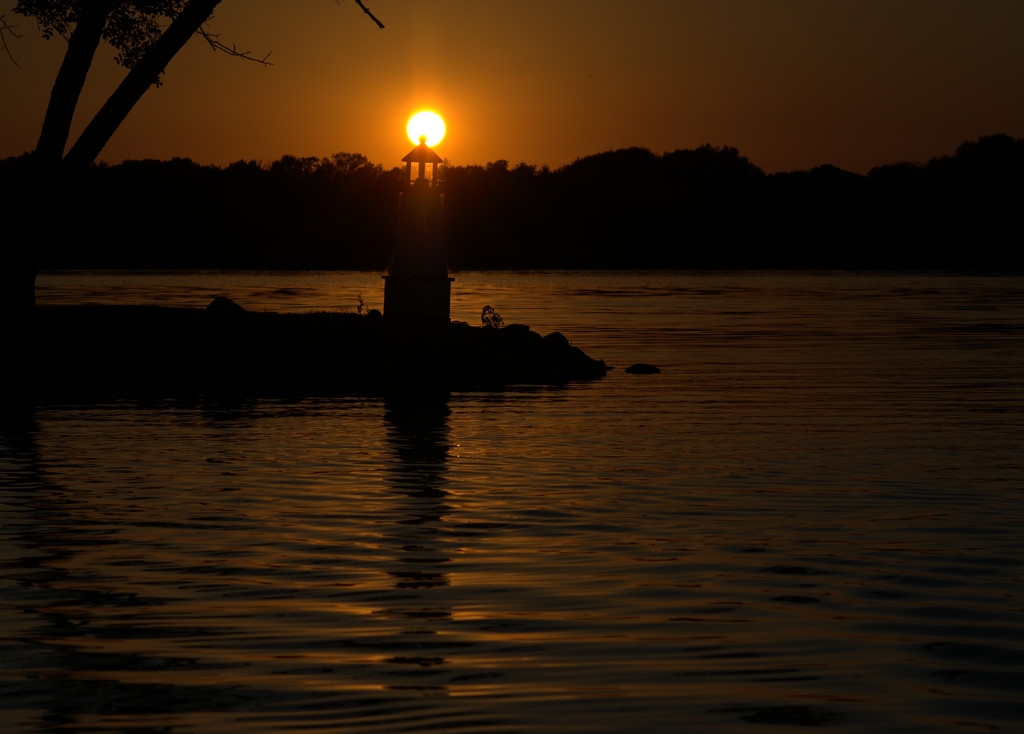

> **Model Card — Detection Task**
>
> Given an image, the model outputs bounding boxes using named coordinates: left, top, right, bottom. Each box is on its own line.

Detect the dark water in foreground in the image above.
left=3, top=271, right=1024, bottom=732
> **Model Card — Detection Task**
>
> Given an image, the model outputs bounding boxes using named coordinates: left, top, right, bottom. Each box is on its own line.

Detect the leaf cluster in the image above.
left=480, top=305, right=504, bottom=329
left=14, top=0, right=188, bottom=69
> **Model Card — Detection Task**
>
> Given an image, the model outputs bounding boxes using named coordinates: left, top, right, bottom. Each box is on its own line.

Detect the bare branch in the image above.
left=196, top=0, right=385, bottom=68
left=198, top=26, right=273, bottom=65
left=1, top=14, right=23, bottom=67
left=354, top=0, right=385, bottom=30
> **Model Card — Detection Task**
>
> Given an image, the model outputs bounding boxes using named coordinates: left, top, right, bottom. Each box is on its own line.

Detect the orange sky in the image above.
left=3, top=0, right=1024, bottom=173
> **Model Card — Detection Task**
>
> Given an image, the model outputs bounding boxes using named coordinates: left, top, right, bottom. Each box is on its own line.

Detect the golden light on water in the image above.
left=407, top=111, right=445, bottom=147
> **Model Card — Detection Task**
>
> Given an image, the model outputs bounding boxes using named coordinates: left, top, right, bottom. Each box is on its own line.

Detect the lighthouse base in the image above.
left=382, top=274, right=454, bottom=327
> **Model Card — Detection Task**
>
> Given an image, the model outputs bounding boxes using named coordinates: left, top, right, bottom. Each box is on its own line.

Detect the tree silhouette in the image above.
left=2, top=0, right=383, bottom=320
left=3, top=134, right=1022, bottom=277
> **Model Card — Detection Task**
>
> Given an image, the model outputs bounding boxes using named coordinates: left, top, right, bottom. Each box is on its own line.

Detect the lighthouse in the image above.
left=382, top=135, right=453, bottom=327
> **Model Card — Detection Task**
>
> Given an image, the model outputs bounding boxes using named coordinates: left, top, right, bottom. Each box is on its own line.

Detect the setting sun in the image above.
left=407, top=111, right=445, bottom=147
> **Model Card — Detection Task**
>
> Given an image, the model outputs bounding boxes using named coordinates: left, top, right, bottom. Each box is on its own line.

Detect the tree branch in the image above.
left=353, top=0, right=384, bottom=30
left=198, top=26, right=272, bottom=65
left=1, top=14, right=22, bottom=67
left=63, top=0, right=224, bottom=170
left=196, top=0, right=385, bottom=65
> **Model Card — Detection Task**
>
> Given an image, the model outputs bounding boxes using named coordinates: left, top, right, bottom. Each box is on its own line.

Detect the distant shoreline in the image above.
left=36, top=265, right=1024, bottom=275
left=6, top=135, right=1023, bottom=272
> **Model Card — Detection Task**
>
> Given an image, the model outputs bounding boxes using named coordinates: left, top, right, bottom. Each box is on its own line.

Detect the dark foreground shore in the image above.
left=12, top=303, right=608, bottom=398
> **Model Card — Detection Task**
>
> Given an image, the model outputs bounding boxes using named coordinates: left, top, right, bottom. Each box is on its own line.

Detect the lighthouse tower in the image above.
left=383, top=135, right=453, bottom=327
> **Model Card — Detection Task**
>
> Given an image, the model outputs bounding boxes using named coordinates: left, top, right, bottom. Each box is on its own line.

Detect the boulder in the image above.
left=625, top=363, right=661, bottom=374
left=206, top=296, right=247, bottom=316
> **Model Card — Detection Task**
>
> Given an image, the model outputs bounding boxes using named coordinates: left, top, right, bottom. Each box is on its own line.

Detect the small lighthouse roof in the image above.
left=403, top=137, right=444, bottom=164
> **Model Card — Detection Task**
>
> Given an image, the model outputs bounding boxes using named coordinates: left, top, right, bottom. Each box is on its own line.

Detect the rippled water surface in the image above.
left=3, top=271, right=1024, bottom=732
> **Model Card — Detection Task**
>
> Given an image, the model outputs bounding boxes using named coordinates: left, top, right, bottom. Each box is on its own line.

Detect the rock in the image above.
left=625, top=362, right=660, bottom=374
left=206, top=296, right=247, bottom=315
left=542, top=331, right=570, bottom=349
left=501, top=323, right=542, bottom=347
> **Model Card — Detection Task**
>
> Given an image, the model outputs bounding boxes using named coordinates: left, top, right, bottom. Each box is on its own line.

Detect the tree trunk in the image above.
left=3, top=0, right=222, bottom=326
left=3, top=3, right=116, bottom=326
left=35, top=1, right=117, bottom=165
left=64, top=0, right=222, bottom=169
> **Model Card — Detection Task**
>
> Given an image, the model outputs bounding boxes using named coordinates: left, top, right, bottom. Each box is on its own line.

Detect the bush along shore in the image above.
left=15, top=299, right=608, bottom=398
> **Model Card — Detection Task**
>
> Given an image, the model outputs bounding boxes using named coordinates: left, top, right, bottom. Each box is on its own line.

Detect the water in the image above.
left=3, top=271, right=1023, bottom=732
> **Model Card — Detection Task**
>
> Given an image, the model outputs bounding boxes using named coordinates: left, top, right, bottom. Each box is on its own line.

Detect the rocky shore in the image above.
left=15, top=300, right=608, bottom=398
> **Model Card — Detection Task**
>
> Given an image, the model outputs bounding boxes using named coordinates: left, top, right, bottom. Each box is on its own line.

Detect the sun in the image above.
left=407, top=111, right=445, bottom=147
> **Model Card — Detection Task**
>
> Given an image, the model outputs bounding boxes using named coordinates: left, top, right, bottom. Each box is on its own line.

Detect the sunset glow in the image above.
left=407, top=111, right=445, bottom=147
left=2, top=4, right=1023, bottom=172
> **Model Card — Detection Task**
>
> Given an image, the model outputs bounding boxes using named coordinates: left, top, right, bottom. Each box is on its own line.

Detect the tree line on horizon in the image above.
left=2, top=133, right=1021, bottom=271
